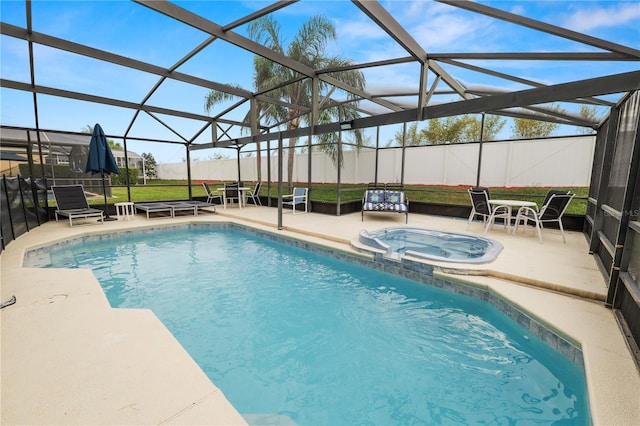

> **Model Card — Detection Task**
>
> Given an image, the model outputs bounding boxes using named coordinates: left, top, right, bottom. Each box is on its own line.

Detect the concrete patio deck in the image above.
left=1, top=205, right=638, bottom=424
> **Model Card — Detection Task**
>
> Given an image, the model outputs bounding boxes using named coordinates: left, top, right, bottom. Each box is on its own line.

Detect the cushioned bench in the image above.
left=362, top=189, right=409, bottom=223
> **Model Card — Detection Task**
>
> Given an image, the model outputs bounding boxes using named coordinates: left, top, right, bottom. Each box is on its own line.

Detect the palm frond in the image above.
left=204, top=84, right=243, bottom=113
left=245, top=14, right=367, bottom=181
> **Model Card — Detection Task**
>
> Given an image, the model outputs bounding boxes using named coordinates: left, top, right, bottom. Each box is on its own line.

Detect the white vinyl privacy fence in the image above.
left=159, top=135, right=595, bottom=187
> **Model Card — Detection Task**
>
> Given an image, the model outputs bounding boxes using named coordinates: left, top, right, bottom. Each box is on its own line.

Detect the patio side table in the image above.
left=115, top=202, right=135, bottom=221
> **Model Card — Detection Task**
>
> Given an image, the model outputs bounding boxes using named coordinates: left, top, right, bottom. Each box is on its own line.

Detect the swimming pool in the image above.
left=359, top=227, right=503, bottom=263
left=28, top=225, right=589, bottom=425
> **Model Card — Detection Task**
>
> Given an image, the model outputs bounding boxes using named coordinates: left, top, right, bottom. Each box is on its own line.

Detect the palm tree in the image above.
left=205, top=15, right=366, bottom=188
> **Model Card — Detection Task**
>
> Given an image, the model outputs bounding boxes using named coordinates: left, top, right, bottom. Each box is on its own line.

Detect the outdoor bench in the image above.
left=362, top=188, right=409, bottom=223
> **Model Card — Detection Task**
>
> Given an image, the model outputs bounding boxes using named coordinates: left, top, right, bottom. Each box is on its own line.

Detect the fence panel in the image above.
left=165, top=135, right=596, bottom=187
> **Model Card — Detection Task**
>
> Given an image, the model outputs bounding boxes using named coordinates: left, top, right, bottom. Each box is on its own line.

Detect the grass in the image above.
left=265, top=183, right=588, bottom=215
left=80, top=180, right=588, bottom=215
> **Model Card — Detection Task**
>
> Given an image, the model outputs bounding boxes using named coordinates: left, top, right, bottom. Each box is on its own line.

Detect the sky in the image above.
left=1, top=0, right=639, bottom=163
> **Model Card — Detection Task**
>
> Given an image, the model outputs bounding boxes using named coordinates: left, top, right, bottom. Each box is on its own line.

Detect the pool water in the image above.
left=38, top=227, right=589, bottom=425
left=359, top=227, right=503, bottom=263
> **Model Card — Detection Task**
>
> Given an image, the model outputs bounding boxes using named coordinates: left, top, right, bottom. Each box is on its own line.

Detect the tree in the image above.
left=81, top=124, right=122, bottom=150
left=209, top=152, right=227, bottom=160
left=108, top=140, right=123, bottom=150
left=465, top=114, right=506, bottom=142
left=391, top=123, right=422, bottom=146
left=511, top=118, right=559, bottom=139
left=422, top=115, right=505, bottom=145
left=390, top=115, right=505, bottom=146
left=576, top=105, right=602, bottom=134
left=108, top=140, right=123, bottom=151
left=141, top=152, right=157, bottom=179
left=510, top=106, right=564, bottom=139
left=422, top=116, right=476, bottom=144
left=205, top=15, right=366, bottom=189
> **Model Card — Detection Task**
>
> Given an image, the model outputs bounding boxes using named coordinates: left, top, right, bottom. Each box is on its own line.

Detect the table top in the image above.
left=114, top=201, right=134, bottom=206
left=488, top=199, right=537, bottom=207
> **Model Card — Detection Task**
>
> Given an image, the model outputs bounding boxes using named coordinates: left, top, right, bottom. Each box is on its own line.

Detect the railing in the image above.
left=0, top=176, right=49, bottom=252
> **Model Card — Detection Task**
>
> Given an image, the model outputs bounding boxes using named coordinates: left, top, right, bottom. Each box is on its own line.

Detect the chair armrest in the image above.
left=516, top=206, right=538, bottom=217
left=282, top=194, right=293, bottom=199
left=491, top=204, right=510, bottom=214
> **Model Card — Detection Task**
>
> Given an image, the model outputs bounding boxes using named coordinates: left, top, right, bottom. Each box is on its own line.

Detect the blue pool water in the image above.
left=360, top=227, right=503, bottom=263
left=36, top=226, right=589, bottom=425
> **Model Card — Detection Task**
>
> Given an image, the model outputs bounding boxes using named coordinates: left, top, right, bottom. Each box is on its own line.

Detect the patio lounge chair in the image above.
left=467, top=187, right=510, bottom=233
left=182, top=200, right=217, bottom=214
left=52, top=185, right=104, bottom=227
left=283, top=187, right=308, bottom=214
left=513, top=190, right=574, bottom=243
left=245, top=182, right=262, bottom=206
left=135, top=202, right=174, bottom=219
left=135, top=201, right=202, bottom=218
left=164, top=201, right=198, bottom=217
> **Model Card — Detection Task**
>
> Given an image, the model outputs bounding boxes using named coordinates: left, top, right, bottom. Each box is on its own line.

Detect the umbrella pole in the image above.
left=101, top=171, right=116, bottom=221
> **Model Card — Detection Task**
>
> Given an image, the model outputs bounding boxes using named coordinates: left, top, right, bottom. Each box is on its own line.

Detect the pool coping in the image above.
left=351, top=237, right=606, bottom=303
left=3, top=215, right=639, bottom=424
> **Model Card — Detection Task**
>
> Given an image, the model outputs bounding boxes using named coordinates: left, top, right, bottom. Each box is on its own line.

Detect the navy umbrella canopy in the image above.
left=85, top=123, right=120, bottom=220
left=85, top=123, right=119, bottom=175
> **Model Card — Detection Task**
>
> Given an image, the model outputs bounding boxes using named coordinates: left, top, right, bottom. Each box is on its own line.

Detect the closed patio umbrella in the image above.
left=85, top=123, right=120, bottom=220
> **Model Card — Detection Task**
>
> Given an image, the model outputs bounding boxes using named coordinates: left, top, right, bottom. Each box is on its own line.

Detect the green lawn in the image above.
left=81, top=181, right=588, bottom=215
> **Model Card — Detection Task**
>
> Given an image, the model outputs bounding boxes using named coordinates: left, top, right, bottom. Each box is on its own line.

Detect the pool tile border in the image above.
left=23, top=222, right=584, bottom=369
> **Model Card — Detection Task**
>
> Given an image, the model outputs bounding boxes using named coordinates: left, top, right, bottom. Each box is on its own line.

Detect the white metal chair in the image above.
left=245, top=182, right=262, bottom=206
left=283, top=187, right=308, bottom=214
left=514, top=190, right=574, bottom=243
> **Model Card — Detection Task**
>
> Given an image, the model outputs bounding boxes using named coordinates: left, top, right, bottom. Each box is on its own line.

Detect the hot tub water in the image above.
left=359, top=227, right=503, bottom=263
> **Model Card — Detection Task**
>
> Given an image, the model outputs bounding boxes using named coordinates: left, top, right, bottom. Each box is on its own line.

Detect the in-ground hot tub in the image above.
left=359, top=227, right=503, bottom=263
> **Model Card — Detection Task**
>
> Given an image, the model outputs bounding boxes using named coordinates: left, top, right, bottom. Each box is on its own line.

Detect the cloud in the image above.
left=411, top=13, right=491, bottom=51
left=381, top=1, right=497, bottom=52
left=331, top=0, right=531, bottom=65
left=508, top=5, right=527, bottom=16
left=561, top=2, right=640, bottom=32
left=335, top=16, right=389, bottom=41
left=398, top=0, right=454, bottom=17
left=333, top=14, right=410, bottom=63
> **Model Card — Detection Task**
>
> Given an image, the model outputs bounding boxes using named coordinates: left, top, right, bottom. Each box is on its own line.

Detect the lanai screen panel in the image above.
left=588, top=120, right=610, bottom=204
left=605, top=93, right=640, bottom=211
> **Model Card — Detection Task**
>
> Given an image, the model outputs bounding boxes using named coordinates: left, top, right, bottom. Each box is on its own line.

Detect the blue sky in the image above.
left=1, top=0, right=639, bottom=163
